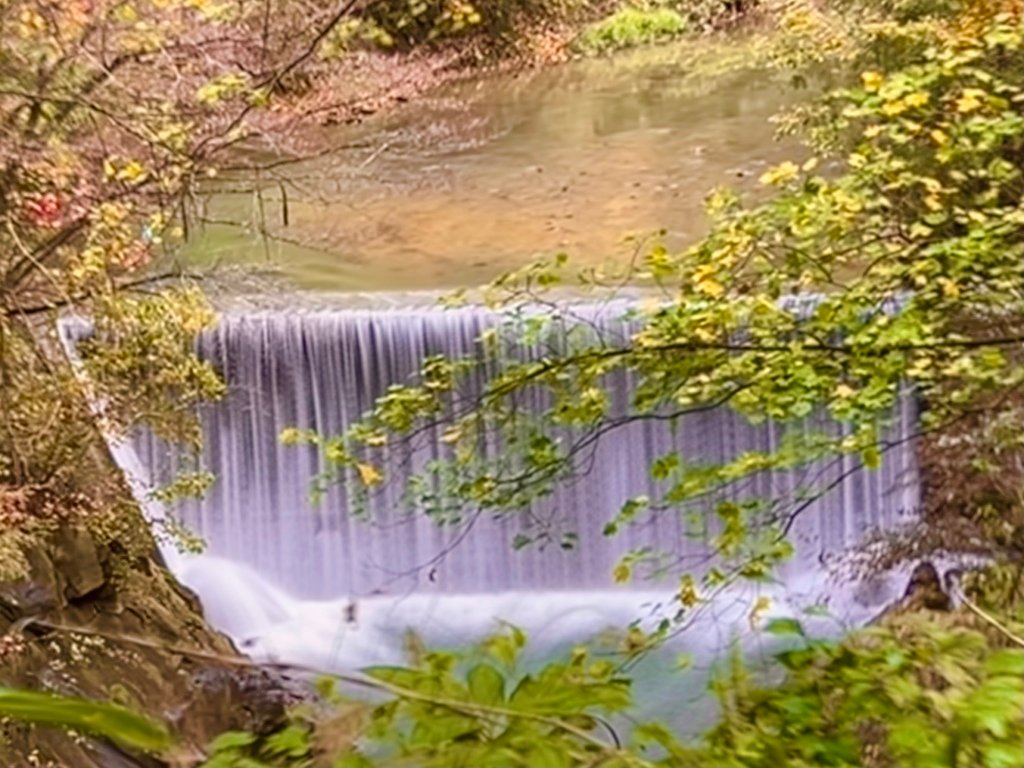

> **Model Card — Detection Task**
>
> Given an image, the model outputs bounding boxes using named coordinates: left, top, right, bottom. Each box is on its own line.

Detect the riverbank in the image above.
left=263, top=0, right=763, bottom=129
left=0, top=482, right=297, bottom=766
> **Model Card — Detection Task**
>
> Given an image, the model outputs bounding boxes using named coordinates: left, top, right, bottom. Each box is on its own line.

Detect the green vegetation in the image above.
left=702, top=616, right=1024, bottom=767
left=322, top=0, right=751, bottom=57
left=0, top=0, right=374, bottom=761
left=201, top=627, right=655, bottom=767
left=574, top=5, right=688, bottom=53
left=362, top=0, right=582, bottom=47
left=0, top=688, right=171, bottom=753
left=318, top=0, right=1024, bottom=594
left=194, top=613, right=1024, bottom=767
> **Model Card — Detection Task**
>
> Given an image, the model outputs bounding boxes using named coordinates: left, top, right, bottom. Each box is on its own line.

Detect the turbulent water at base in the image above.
left=134, top=304, right=920, bottom=602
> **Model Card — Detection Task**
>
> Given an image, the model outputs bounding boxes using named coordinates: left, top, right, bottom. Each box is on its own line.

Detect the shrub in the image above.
left=574, top=5, right=688, bottom=53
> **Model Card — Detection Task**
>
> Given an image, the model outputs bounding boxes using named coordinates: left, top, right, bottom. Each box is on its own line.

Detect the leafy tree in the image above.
left=701, top=615, right=1024, bottom=768
left=0, top=0, right=376, bottom=552
left=202, top=627, right=697, bottom=768
left=0, top=0, right=370, bottom=760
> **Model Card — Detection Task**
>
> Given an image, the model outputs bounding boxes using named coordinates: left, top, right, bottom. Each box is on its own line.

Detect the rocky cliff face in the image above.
left=0, top=517, right=293, bottom=767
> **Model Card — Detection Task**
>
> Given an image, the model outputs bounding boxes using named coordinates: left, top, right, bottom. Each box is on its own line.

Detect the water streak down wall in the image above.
left=134, top=306, right=921, bottom=600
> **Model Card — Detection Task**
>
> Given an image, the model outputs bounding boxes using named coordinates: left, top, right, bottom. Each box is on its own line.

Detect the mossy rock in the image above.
left=0, top=522, right=296, bottom=767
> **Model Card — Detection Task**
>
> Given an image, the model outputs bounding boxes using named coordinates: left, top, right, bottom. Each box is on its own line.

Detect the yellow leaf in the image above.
left=909, top=222, right=932, bottom=239
left=956, top=88, right=986, bottom=113
left=881, top=98, right=908, bottom=117
left=749, top=596, right=772, bottom=630
left=114, top=5, right=139, bottom=22
left=930, top=129, right=949, bottom=145
left=696, top=277, right=725, bottom=298
left=116, top=160, right=147, bottom=184
left=440, top=426, right=462, bottom=444
left=19, top=8, right=47, bottom=35
left=613, top=562, right=631, bottom=584
left=98, top=202, right=128, bottom=226
left=904, top=91, right=930, bottom=108
left=759, top=161, right=800, bottom=186
left=909, top=357, right=933, bottom=377
left=678, top=574, right=699, bottom=607
left=861, top=71, right=884, bottom=92
left=356, top=463, right=383, bottom=487
left=834, top=383, right=855, bottom=399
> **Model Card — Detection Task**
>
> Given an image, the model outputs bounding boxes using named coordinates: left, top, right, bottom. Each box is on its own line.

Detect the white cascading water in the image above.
left=93, top=303, right=920, bottom=731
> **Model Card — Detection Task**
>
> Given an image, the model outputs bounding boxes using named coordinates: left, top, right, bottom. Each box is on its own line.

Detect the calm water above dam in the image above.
left=186, top=41, right=800, bottom=291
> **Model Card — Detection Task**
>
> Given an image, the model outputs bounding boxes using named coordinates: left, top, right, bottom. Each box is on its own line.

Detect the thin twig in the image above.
left=951, top=590, right=1024, bottom=648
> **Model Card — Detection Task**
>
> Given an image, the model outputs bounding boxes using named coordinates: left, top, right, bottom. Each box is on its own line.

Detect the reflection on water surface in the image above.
left=187, top=41, right=800, bottom=291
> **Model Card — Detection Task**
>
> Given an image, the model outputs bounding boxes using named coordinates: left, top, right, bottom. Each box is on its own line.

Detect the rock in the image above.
left=0, top=542, right=61, bottom=618
left=902, top=561, right=952, bottom=611
left=871, top=561, right=952, bottom=624
left=52, top=526, right=106, bottom=600
left=0, top=522, right=301, bottom=766
left=171, top=666, right=300, bottom=747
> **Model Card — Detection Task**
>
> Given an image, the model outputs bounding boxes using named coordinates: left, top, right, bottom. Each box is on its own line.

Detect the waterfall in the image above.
left=133, top=303, right=920, bottom=601
left=61, top=301, right=921, bottom=732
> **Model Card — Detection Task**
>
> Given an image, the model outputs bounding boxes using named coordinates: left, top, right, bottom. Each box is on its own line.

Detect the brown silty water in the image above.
left=184, top=40, right=802, bottom=291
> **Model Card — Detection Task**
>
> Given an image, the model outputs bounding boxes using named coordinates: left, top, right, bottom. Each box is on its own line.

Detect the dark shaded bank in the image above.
left=272, top=0, right=763, bottom=129
left=0, top=507, right=296, bottom=767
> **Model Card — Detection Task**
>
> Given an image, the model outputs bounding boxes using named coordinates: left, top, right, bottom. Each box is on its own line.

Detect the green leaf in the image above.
left=984, top=742, right=1024, bottom=768
left=651, top=452, right=680, bottom=481
left=0, top=687, right=172, bottom=752
left=526, top=743, right=572, bottom=768
left=861, top=445, right=881, bottom=469
left=764, top=617, right=806, bottom=637
left=467, top=663, right=505, bottom=705
left=409, top=713, right=479, bottom=746
left=263, top=724, right=310, bottom=757
left=985, top=650, right=1024, bottom=677
left=208, top=731, right=257, bottom=753
left=485, top=630, right=525, bottom=667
